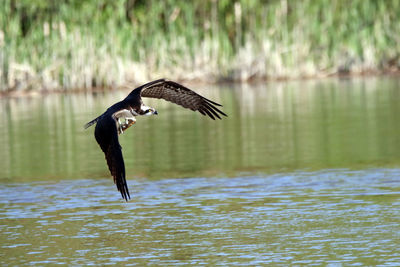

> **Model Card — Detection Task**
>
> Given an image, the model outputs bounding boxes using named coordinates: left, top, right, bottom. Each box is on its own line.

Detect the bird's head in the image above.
left=141, top=105, right=158, bottom=116
left=145, top=107, right=158, bottom=116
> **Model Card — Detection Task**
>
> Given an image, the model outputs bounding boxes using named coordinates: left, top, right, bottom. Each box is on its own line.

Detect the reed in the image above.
left=1, top=0, right=399, bottom=92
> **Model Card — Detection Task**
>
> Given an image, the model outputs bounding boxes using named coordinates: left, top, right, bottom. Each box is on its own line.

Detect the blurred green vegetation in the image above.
left=1, top=0, right=400, bottom=91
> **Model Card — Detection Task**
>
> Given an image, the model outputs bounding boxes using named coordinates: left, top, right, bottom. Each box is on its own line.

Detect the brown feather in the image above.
left=133, top=79, right=227, bottom=119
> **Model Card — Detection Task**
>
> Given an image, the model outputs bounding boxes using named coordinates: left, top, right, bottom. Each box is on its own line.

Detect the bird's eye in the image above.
left=145, top=109, right=150, bottom=113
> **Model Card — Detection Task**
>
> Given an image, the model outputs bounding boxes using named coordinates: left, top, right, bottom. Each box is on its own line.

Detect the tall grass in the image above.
left=1, top=0, right=399, bottom=91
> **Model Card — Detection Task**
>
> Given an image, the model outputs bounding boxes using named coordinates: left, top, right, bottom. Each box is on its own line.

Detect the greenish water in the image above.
left=0, top=78, right=400, bottom=265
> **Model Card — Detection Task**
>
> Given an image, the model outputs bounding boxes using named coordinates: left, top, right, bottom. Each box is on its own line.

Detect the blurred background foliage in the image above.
left=1, top=0, right=400, bottom=91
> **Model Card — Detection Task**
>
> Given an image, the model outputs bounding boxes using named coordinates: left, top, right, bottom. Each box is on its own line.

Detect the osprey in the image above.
left=85, top=79, right=227, bottom=201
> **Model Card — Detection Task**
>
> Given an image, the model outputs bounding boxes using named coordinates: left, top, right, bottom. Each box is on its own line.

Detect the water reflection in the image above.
left=2, top=78, right=399, bottom=181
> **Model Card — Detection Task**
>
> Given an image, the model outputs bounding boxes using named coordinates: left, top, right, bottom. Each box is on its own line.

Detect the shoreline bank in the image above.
left=2, top=71, right=399, bottom=99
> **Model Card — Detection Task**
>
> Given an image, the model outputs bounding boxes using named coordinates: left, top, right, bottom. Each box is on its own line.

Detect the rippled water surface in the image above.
left=1, top=78, right=400, bottom=265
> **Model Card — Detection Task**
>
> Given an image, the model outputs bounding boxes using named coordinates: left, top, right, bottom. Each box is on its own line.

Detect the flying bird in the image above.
left=85, top=79, right=227, bottom=201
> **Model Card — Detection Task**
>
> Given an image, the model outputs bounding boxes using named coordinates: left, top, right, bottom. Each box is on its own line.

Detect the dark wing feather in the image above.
left=134, top=79, right=227, bottom=120
left=94, top=114, right=130, bottom=201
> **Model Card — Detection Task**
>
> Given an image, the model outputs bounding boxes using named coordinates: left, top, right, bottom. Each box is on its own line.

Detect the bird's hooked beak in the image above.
left=154, top=109, right=158, bottom=115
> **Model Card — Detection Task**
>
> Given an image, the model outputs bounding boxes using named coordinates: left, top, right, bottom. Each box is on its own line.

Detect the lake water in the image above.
left=0, top=78, right=399, bottom=265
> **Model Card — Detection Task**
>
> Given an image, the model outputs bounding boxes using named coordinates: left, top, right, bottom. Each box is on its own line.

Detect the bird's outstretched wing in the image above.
left=126, top=79, right=227, bottom=120
left=94, top=114, right=130, bottom=201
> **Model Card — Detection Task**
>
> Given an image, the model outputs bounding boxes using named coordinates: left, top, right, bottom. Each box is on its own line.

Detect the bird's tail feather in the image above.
left=84, top=116, right=101, bottom=129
